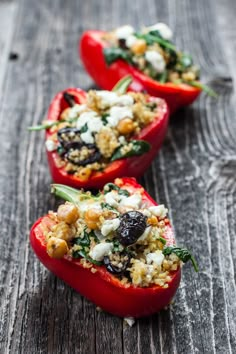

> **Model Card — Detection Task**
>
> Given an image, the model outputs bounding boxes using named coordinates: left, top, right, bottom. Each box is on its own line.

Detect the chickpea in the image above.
left=57, top=203, right=80, bottom=224
left=60, top=107, right=71, bottom=120
left=168, top=71, right=180, bottom=82
left=182, top=71, right=196, bottom=81
left=77, top=167, right=92, bottom=181
left=84, top=208, right=102, bottom=230
left=147, top=215, right=158, bottom=226
left=131, top=39, right=147, bottom=55
left=117, top=118, right=135, bottom=135
left=47, top=237, right=69, bottom=258
left=51, top=222, right=75, bottom=242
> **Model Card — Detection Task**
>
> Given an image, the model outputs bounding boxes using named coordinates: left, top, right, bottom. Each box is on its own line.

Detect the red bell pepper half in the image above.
left=30, top=83, right=169, bottom=189
left=80, top=30, right=202, bottom=113
left=30, top=178, right=183, bottom=318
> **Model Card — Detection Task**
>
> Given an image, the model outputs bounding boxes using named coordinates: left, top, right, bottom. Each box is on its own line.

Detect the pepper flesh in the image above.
left=45, top=87, right=169, bottom=189
left=30, top=178, right=181, bottom=318
left=79, top=30, right=201, bottom=113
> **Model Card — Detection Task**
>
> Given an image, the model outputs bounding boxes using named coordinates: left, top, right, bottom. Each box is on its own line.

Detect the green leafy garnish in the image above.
left=51, top=184, right=99, bottom=204
left=101, top=202, right=119, bottom=214
left=101, top=113, right=109, bottom=125
left=180, top=53, right=193, bottom=69
left=28, top=116, right=78, bottom=131
left=112, top=75, right=133, bottom=94
left=162, top=246, right=198, bottom=272
left=104, top=183, right=130, bottom=197
left=80, top=123, right=88, bottom=133
left=158, top=237, right=167, bottom=245
left=188, top=80, right=218, bottom=97
left=73, top=229, right=102, bottom=265
left=103, top=47, right=133, bottom=66
left=111, top=140, right=151, bottom=161
left=135, top=31, right=176, bottom=51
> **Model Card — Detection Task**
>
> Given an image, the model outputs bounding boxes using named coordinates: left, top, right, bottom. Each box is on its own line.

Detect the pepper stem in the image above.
left=112, top=75, right=132, bottom=94
left=51, top=184, right=82, bottom=204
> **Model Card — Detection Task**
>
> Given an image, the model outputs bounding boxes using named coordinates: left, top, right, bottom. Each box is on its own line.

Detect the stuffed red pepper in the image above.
left=80, top=23, right=216, bottom=112
left=29, top=78, right=169, bottom=189
left=30, top=178, right=198, bottom=318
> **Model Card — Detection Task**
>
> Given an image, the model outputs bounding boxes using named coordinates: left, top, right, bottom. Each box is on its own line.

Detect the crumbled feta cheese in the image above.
left=116, top=94, right=134, bottom=106
left=45, top=139, right=57, bottom=152
left=115, top=25, right=134, bottom=39
left=80, top=130, right=94, bottom=144
left=147, top=22, right=173, bottom=40
left=146, top=250, right=164, bottom=266
left=148, top=205, right=168, bottom=219
left=142, top=209, right=152, bottom=217
left=138, top=226, right=152, bottom=241
left=107, top=106, right=133, bottom=127
left=118, top=136, right=126, bottom=145
left=68, top=104, right=87, bottom=119
left=101, top=218, right=120, bottom=236
left=87, top=118, right=104, bottom=133
left=76, top=111, right=98, bottom=130
left=124, top=317, right=135, bottom=327
left=125, top=35, right=137, bottom=48
left=89, top=242, right=113, bottom=261
left=104, top=191, right=119, bottom=207
left=145, top=50, right=166, bottom=73
left=120, top=193, right=142, bottom=209
left=96, top=91, right=119, bottom=108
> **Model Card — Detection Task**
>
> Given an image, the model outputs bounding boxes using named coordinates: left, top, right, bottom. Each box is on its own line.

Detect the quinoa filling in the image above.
left=102, top=23, right=212, bottom=92
left=45, top=90, right=160, bottom=181
left=45, top=181, right=197, bottom=288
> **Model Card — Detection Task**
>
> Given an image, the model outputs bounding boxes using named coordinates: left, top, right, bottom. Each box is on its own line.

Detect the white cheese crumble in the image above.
left=145, top=50, right=166, bottom=73
left=104, top=191, right=120, bottom=207
left=147, top=22, right=173, bottom=40
left=96, top=91, right=119, bottom=108
left=116, top=94, right=134, bottom=106
left=115, top=25, right=134, bottom=39
left=125, top=35, right=137, bottom=48
left=89, top=242, right=113, bottom=261
left=124, top=317, right=135, bottom=327
left=80, top=130, right=94, bottom=144
left=120, top=193, right=142, bottom=209
left=107, top=106, right=133, bottom=127
left=148, top=205, right=168, bottom=219
left=87, top=118, right=104, bottom=133
left=146, top=250, right=164, bottom=267
left=76, top=111, right=98, bottom=129
left=101, top=218, right=120, bottom=237
left=45, top=139, right=57, bottom=152
left=68, top=104, right=87, bottom=119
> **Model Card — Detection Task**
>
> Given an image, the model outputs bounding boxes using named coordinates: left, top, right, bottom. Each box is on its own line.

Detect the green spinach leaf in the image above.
left=103, top=47, right=133, bottom=66
left=162, top=246, right=198, bottom=272
left=111, top=140, right=151, bottom=161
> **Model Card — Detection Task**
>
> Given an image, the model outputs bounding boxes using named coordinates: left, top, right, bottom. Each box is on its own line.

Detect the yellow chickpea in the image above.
left=131, top=39, right=147, bottom=55
left=84, top=208, right=102, bottom=230
left=182, top=71, right=196, bottom=81
left=77, top=167, right=92, bottom=181
left=51, top=222, right=75, bottom=242
left=147, top=215, right=158, bottom=226
left=60, top=107, right=71, bottom=120
left=57, top=203, right=80, bottom=224
left=117, top=118, right=135, bottom=135
left=46, top=237, right=69, bottom=258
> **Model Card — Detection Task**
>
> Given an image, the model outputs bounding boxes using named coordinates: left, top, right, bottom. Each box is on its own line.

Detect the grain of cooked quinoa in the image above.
left=45, top=90, right=160, bottom=180
left=44, top=181, right=190, bottom=288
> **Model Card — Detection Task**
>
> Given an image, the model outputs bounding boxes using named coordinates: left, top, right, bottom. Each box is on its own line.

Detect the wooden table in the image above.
left=0, top=0, right=235, bottom=353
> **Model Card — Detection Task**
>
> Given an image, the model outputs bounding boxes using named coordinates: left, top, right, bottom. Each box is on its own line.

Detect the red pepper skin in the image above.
left=46, top=88, right=169, bottom=189
left=30, top=178, right=181, bottom=318
left=79, top=31, right=201, bottom=113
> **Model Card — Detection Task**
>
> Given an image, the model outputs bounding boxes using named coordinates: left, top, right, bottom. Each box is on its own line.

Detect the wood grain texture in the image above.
left=0, top=0, right=235, bottom=353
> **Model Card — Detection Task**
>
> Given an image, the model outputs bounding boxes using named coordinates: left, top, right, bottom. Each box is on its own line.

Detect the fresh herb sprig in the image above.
left=162, top=246, right=198, bottom=272
left=104, top=183, right=130, bottom=197
left=111, top=140, right=151, bottom=161
left=28, top=116, right=78, bottom=132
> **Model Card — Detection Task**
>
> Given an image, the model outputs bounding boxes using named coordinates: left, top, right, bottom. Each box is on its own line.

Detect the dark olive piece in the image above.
left=63, top=92, right=76, bottom=107
left=117, top=211, right=147, bottom=246
left=103, top=252, right=131, bottom=275
left=57, top=127, right=82, bottom=147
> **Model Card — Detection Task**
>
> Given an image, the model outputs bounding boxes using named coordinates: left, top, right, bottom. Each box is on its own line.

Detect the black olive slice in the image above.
left=65, top=143, right=101, bottom=166
left=117, top=211, right=147, bottom=246
left=63, top=92, right=76, bottom=107
left=103, top=252, right=131, bottom=275
left=57, top=127, right=82, bottom=147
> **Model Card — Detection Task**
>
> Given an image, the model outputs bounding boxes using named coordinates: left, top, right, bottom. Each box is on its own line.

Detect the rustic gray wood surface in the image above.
left=0, top=0, right=235, bottom=353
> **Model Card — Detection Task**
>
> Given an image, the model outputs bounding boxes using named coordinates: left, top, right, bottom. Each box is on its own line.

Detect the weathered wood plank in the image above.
left=0, top=0, right=235, bottom=353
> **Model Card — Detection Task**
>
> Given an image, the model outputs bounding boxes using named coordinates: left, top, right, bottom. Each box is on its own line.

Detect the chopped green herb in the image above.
left=28, top=116, right=78, bottom=131
left=80, top=123, right=88, bottom=133
left=111, top=140, right=151, bottom=161
left=101, top=113, right=109, bottom=125
left=135, top=32, right=176, bottom=51
left=158, top=237, right=167, bottom=245
left=162, top=246, right=198, bottom=272
left=103, top=47, right=133, bottom=66
left=104, top=183, right=130, bottom=197
left=180, top=53, right=193, bottom=69
left=101, top=202, right=119, bottom=214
